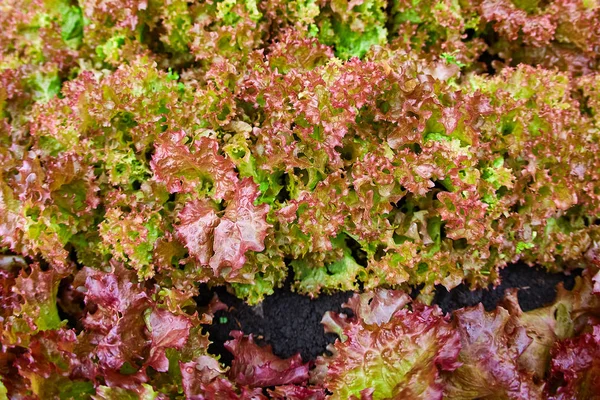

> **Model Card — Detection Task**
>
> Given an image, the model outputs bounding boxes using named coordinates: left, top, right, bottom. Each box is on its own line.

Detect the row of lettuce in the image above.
left=2, top=48, right=600, bottom=303
left=2, top=0, right=600, bottom=78
left=1, top=259, right=600, bottom=399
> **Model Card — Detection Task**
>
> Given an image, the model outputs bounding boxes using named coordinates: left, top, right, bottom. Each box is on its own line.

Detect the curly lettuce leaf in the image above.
left=225, top=331, right=310, bottom=388
left=176, top=178, right=270, bottom=279
left=151, top=131, right=238, bottom=200
left=315, top=289, right=460, bottom=400
left=547, top=325, right=600, bottom=400
left=291, top=233, right=365, bottom=296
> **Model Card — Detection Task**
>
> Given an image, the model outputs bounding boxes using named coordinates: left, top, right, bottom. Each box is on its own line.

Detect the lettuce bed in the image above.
left=1, top=0, right=600, bottom=398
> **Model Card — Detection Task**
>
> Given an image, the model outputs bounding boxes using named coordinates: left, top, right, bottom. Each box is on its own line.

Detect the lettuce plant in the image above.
left=1, top=0, right=600, bottom=398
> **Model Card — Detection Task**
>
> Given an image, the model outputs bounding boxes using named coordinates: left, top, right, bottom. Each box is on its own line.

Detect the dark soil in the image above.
left=433, top=263, right=580, bottom=313
left=201, top=262, right=580, bottom=365
left=200, top=286, right=353, bottom=365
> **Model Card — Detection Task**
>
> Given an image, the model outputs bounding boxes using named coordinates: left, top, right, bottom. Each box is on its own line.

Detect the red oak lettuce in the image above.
left=2, top=0, right=600, bottom=397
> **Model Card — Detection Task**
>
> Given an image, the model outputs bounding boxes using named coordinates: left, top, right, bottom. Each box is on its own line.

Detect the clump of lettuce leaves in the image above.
left=2, top=0, right=600, bottom=397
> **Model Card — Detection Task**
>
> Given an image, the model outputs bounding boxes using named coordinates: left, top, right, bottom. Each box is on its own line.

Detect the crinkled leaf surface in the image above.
left=315, top=289, right=461, bottom=400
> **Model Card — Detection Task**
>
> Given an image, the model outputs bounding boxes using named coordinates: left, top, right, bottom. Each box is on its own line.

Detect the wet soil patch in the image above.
left=202, top=262, right=581, bottom=365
